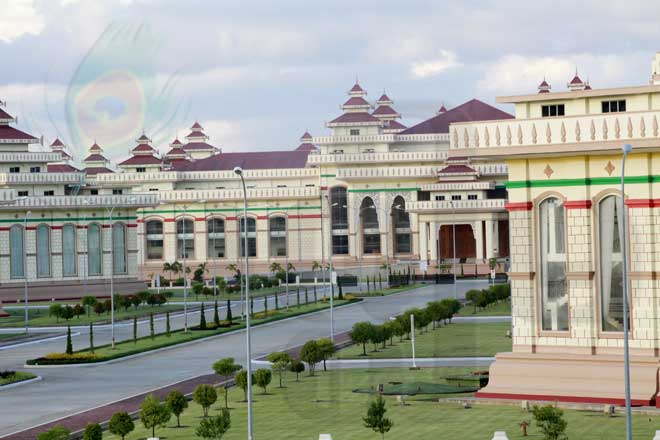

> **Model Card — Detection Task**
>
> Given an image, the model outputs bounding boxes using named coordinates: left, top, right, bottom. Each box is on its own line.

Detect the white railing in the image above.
left=420, top=181, right=495, bottom=191
left=0, top=152, right=61, bottom=163
left=95, top=167, right=318, bottom=185
left=474, top=163, right=508, bottom=175
left=336, top=166, right=438, bottom=180
left=407, top=199, right=506, bottom=212
left=312, top=133, right=450, bottom=144
left=4, top=172, right=84, bottom=185
left=157, top=186, right=320, bottom=203
left=1, top=194, right=159, bottom=209
left=308, top=150, right=448, bottom=165
left=0, top=188, right=16, bottom=203
left=450, top=110, right=660, bottom=150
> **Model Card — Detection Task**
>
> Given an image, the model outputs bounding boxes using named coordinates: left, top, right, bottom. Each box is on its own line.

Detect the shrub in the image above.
left=196, top=409, right=231, bottom=440
left=49, top=303, right=63, bottom=322
left=350, top=321, right=374, bottom=356
left=317, top=338, right=336, bottom=371
left=254, top=368, right=272, bottom=394
left=140, top=394, right=171, bottom=438
left=267, top=352, right=292, bottom=388
left=65, top=325, right=73, bottom=355
left=81, top=295, right=97, bottom=316
left=93, top=302, right=105, bottom=316
left=532, top=404, right=568, bottom=440
left=36, top=424, right=70, bottom=440
left=108, top=412, right=134, bottom=440
left=166, top=390, right=188, bottom=427
left=199, top=302, right=207, bottom=330
left=234, top=370, right=254, bottom=402
left=82, top=423, right=102, bottom=440
left=299, top=340, right=323, bottom=376
left=363, top=395, right=393, bottom=439
left=289, top=359, right=305, bottom=381
left=193, top=384, right=218, bottom=417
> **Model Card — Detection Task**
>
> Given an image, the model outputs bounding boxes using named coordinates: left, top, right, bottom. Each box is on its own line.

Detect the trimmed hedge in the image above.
left=0, top=371, right=37, bottom=386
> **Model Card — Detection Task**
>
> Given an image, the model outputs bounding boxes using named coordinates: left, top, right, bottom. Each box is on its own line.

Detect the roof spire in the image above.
left=538, top=77, right=551, bottom=94
left=568, top=68, right=586, bottom=91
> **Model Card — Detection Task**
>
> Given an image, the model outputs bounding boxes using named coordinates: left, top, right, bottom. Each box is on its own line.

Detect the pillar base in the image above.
left=477, top=351, right=659, bottom=406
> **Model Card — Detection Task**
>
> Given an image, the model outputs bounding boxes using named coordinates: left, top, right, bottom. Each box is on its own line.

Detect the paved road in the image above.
left=0, top=281, right=492, bottom=437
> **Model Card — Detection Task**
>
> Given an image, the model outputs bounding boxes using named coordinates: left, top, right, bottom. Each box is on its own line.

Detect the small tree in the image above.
left=36, top=424, right=70, bottom=440
left=290, top=359, right=305, bottom=381
left=166, top=311, right=171, bottom=337
left=212, top=357, right=241, bottom=408
left=108, top=412, right=134, bottom=440
left=81, top=295, right=97, bottom=317
left=226, top=299, right=232, bottom=324
left=140, top=394, right=171, bottom=438
left=49, top=303, right=63, bottom=323
left=199, top=302, right=207, bottom=330
left=299, top=340, right=323, bottom=376
left=254, top=368, right=272, bottom=394
left=89, top=322, right=94, bottom=354
left=350, top=321, right=374, bottom=356
left=267, top=351, right=292, bottom=388
left=532, top=404, right=568, bottom=440
left=196, top=409, right=231, bottom=440
left=214, top=300, right=220, bottom=327
left=317, top=338, right=336, bottom=372
left=166, top=390, right=188, bottom=427
left=234, top=370, right=253, bottom=402
left=82, top=423, right=102, bottom=440
left=149, top=312, right=155, bottom=339
left=65, top=325, right=73, bottom=355
left=193, top=384, right=218, bottom=418
left=363, top=395, right=393, bottom=439
left=133, top=316, right=138, bottom=344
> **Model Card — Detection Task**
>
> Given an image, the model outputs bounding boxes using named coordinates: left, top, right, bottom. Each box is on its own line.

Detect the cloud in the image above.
left=476, top=52, right=650, bottom=95
left=410, top=50, right=462, bottom=78
left=0, top=0, right=45, bottom=43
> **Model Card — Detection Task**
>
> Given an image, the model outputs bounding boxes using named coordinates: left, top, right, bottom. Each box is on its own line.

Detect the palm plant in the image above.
left=162, top=262, right=173, bottom=283
left=270, top=262, right=283, bottom=274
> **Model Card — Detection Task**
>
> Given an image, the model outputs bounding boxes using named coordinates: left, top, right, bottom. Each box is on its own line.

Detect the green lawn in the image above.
left=0, top=371, right=37, bottom=386
left=103, top=367, right=660, bottom=440
left=0, top=305, right=185, bottom=328
left=29, top=299, right=358, bottom=364
left=0, top=333, right=25, bottom=341
left=156, top=285, right=325, bottom=302
left=352, top=284, right=423, bottom=298
left=456, top=299, right=511, bottom=317
left=335, top=322, right=512, bottom=359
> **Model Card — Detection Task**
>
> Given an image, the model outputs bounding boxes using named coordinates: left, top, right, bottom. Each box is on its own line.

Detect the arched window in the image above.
left=87, top=223, right=102, bottom=275
left=360, top=197, right=380, bottom=254
left=330, top=187, right=349, bottom=255
left=36, top=224, right=51, bottom=277
left=113, top=223, right=127, bottom=274
left=9, top=225, right=24, bottom=279
left=145, top=220, right=164, bottom=260
left=538, top=197, right=567, bottom=331
left=599, top=195, right=625, bottom=332
left=62, top=224, right=77, bottom=276
left=392, top=196, right=411, bottom=253
left=208, top=218, right=225, bottom=258
left=176, top=218, right=195, bottom=259
left=269, top=216, right=287, bottom=257
left=239, top=217, right=257, bottom=257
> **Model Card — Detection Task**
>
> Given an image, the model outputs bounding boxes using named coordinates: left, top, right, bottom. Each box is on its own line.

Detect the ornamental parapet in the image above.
left=420, top=181, right=495, bottom=191
left=0, top=194, right=159, bottom=210
left=157, top=186, right=320, bottom=203
left=308, top=150, right=448, bottom=165
left=449, top=110, right=660, bottom=155
left=336, top=166, right=437, bottom=181
left=0, top=152, right=61, bottom=163
left=312, top=133, right=450, bottom=144
left=93, top=168, right=318, bottom=185
left=3, top=172, right=84, bottom=185
left=407, top=198, right=506, bottom=213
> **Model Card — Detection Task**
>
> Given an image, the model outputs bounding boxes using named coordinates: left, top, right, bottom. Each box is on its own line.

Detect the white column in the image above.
left=485, top=220, right=495, bottom=259
left=474, top=221, right=484, bottom=260
left=419, top=221, right=428, bottom=262
left=429, top=221, right=438, bottom=262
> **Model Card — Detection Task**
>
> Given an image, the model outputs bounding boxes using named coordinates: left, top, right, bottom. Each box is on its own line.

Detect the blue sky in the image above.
left=0, top=0, right=657, bottom=162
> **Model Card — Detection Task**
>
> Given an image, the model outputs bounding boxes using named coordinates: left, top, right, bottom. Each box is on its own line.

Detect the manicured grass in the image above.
left=0, top=371, right=37, bottom=387
left=352, top=284, right=423, bottom=298
left=456, top=299, right=511, bottom=317
left=28, top=299, right=359, bottom=365
left=0, top=305, right=185, bottom=328
left=335, top=322, right=512, bottom=359
left=103, top=367, right=660, bottom=440
left=0, top=333, right=25, bottom=341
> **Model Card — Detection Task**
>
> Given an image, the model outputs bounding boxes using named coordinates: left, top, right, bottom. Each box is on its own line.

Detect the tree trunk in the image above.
left=323, top=358, right=327, bottom=372
left=362, top=342, right=366, bottom=356
left=177, top=414, right=180, bottom=427
left=225, top=390, right=228, bottom=408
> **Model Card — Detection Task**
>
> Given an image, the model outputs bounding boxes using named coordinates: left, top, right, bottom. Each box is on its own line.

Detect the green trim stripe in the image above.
left=138, top=206, right=321, bottom=215
left=320, top=174, right=336, bottom=178
left=505, top=175, right=660, bottom=189
left=0, top=216, right=137, bottom=224
left=348, top=187, right=420, bottom=193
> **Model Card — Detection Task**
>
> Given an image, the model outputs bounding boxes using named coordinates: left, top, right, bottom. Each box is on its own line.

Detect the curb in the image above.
left=0, top=376, right=42, bottom=391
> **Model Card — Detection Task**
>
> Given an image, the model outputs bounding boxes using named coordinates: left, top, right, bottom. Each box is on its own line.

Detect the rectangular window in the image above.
left=602, top=100, right=626, bottom=113
left=30, top=166, right=40, bottom=173
left=349, top=129, right=360, bottom=136
left=541, top=104, right=565, bottom=117
left=136, top=167, right=146, bottom=173
left=112, top=189, right=123, bottom=195
left=332, top=235, right=349, bottom=255
left=539, top=198, right=568, bottom=331
left=468, top=194, right=478, bottom=200
left=149, top=188, right=158, bottom=192
left=451, top=195, right=461, bottom=201
left=435, top=195, right=445, bottom=201
left=17, top=191, right=28, bottom=197
left=43, top=190, right=54, bottom=196
left=9, top=167, right=19, bottom=173
left=90, top=189, right=98, bottom=195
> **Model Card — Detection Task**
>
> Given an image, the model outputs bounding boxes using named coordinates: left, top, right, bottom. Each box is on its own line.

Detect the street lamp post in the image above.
left=23, top=210, right=31, bottom=333
left=181, top=204, right=189, bottom=332
left=621, top=143, right=633, bottom=440
left=234, top=166, right=254, bottom=440
left=450, top=200, right=458, bottom=299
left=106, top=205, right=116, bottom=348
left=324, top=194, right=335, bottom=342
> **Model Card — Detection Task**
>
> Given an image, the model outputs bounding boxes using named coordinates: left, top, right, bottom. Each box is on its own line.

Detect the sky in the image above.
left=0, top=0, right=658, bottom=163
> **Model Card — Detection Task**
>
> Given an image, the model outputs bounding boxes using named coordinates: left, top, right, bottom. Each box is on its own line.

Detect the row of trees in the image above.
left=465, top=283, right=511, bottom=313
left=350, top=298, right=461, bottom=355
left=48, top=292, right=173, bottom=323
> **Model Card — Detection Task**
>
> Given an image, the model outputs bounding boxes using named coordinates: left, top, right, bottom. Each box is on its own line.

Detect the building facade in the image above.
left=453, top=54, right=660, bottom=405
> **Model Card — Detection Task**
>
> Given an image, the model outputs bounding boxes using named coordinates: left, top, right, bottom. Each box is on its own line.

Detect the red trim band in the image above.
left=475, top=391, right=652, bottom=407
left=505, top=202, right=533, bottom=212
left=626, top=198, right=660, bottom=208
left=564, top=200, right=592, bottom=209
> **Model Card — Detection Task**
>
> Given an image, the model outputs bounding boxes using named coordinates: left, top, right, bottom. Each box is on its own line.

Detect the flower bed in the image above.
left=0, top=370, right=37, bottom=386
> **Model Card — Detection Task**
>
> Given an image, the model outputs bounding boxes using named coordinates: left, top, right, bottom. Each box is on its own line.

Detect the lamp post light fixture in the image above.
left=23, top=209, right=31, bottom=333
left=449, top=200, right=458, bottom=299
left=180, top=203, right=190, bottom=332
left=620, top=143, right=633, bottom=440
left=234, top=166, right=254, bottom=440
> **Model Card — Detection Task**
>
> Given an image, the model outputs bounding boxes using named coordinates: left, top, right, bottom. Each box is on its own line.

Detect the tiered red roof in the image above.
left=84, top=167, right=113, bottom=175
left=377, top=93, right=392, bottom=104
left=175, top=150, right=312, bottom=172
left=50, top=138, right=64, bottom=147
left=329, top=112, right=381, bottom=124
left=191, top=121, right=203, bottom=130
left=372, top=105, right=398, bottom=116
left=343, top=96, right=371, bottom=107
left=0, top=125, right=38, bottom=140
left=47, top=164, right=80, bottom=173
left=118, top=155, right=162, bottom=166
left=0, top=108, right=14, bottom=121
left=131, top=143, right=157, bottom=154
left=349, top=83, right=364, bottom=94
left=384, top=120, right=407, bottom=130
